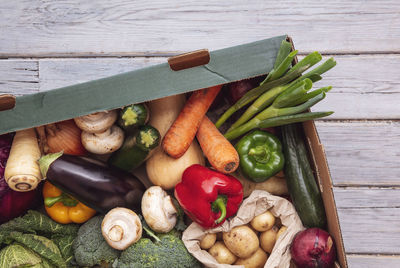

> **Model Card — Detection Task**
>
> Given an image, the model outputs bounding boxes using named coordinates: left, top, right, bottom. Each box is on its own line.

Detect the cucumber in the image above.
left=281, top=123, right=326, bottom=228
left=118, top=103, right=149, bottom=133
left=108, top=125, right=160, bottom=171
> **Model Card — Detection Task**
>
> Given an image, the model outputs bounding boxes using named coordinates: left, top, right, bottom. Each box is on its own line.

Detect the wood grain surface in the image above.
left=0, top=0, right=399, bottom=56
left=1, top=0, right=399, bottom=266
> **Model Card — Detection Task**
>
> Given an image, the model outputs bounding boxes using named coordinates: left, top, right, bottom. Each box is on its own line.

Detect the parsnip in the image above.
left=234, top=172, right=288, bottom=197
left=5, top=128, right=42, bottom=191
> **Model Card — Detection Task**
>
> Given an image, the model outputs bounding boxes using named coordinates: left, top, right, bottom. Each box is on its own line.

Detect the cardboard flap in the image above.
left=0, top=35, right=286, bottom=135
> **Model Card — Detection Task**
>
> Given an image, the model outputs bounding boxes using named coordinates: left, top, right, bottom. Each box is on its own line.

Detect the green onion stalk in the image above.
left=226, top=57, right=335, bottom=131
left=215, top=51, right=324, bottom=129
left=224, top=111, right=333, bottom=141
left=224, top=80, right=331, bottom=140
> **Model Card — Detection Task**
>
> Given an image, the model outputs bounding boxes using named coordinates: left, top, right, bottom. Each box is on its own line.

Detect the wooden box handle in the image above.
left=168, top=49, right=210, bottom=71
left=0, top=94, right=16, bottom=111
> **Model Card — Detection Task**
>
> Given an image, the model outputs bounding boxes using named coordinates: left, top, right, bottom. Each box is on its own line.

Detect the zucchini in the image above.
left=108, top=125, right=160, bottom=171
left=281, top=123, right=326, bottom=228
left=118, top=103, right=149, bottom=133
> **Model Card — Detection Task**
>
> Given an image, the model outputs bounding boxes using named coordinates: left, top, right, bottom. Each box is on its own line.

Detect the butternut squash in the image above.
left=146, top=94, right=204, bottom=190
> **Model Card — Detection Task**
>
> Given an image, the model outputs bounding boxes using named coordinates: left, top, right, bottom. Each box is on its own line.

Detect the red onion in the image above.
left=291, top=228, right=336, bottom=268
left=228, top=79, right=255, bottom=104
left=0, top=133, right=40, bottom=224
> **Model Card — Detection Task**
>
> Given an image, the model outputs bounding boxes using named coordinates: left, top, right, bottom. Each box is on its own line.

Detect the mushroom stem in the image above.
left=163, top=195, right=178, bottom=218
left=108, top=225, right=124, bottom=242
left=93, top=128, right=111, bottom=138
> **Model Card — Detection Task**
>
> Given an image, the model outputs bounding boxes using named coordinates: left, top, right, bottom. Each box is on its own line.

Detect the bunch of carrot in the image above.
left=162, top=85, right=239, bottom=174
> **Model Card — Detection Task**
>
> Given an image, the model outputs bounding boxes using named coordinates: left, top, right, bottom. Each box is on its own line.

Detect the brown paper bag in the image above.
left=182, top=190, right=304, bottom=268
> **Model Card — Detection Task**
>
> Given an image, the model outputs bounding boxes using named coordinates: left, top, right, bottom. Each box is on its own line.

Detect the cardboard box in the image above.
left=0, top=35, right=347, bottom=267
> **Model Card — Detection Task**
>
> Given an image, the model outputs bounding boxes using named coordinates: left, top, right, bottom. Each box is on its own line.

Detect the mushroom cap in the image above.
left=141, top=186, right=177, bottom=233
left=81, top=125, right=124, bottom=154
left=74, top=110, right=118, bottom=133
left=101, top=207, right=142, bottom=250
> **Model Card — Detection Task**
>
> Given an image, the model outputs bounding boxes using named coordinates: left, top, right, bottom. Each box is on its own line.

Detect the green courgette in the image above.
left=281, top=123, right=326, bottom=228
left=108, top=125, right=160, bottom=171
left=118, top=103, right=149, bottom=133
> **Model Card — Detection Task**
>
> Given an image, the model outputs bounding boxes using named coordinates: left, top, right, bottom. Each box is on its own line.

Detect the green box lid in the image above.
left=0, top=35, right=287, bottom=135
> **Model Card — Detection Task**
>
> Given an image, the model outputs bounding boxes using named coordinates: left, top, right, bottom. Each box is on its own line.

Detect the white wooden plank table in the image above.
left=1, top=1, right=399, bottom=267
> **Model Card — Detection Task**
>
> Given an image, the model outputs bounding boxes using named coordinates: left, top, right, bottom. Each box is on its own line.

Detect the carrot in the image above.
left=4, top=128, right=42, bottom=192
left=162, top=85, right=222, bottom=158
left=196, top=116, right=239, bottom=173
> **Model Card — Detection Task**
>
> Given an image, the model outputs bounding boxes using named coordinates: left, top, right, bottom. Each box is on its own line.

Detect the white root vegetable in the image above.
left=223, top=225, right=259, bottom=258
left=101, top=207, right=142, bottom=250
left=208, top=241, right=237, bottom=264
left=5, top=128, right=42, bottom=191
left=146, top=94, right=204, bottom=190
left=141, top=186, right=177, bottom=233
left=200, top=233, right=217, bottom=250
left=235, top=172, right=288, bottom=197
left=250, top=210, right=276, bottom=232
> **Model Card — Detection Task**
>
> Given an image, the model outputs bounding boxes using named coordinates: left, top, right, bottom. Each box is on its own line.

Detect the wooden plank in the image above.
left=334, top=187, right=400, bottom=208
left=0, top=0, right=399, bottom=57
left=307, top=55, right=400, bottom=119
left=334, top=188, right=400, bottom=254
left=316, top=121, right=400, bottom=186
left=0, top=60, right=39, bottom=94
left=337, top=207, right=400, bottom=254
left=347, top=254, right=400, bottom=267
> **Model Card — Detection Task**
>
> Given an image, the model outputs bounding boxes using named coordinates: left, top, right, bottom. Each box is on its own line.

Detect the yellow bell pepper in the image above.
left=43, top=181, right=96, bottom=224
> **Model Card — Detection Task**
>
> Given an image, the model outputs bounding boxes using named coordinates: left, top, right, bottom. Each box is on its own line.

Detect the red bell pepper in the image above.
left=174, top=164, right=243, bottom=228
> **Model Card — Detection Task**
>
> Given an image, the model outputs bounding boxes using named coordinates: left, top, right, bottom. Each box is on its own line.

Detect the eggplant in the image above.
left=39, top=152, right=145, bottom=214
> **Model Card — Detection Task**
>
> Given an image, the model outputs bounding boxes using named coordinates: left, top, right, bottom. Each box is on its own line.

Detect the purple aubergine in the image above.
left=39, top=153, right=145, bottom=214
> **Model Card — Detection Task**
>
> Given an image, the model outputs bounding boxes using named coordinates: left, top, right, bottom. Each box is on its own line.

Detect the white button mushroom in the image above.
left=141, top=186, right=178, bottom=233
left=81, top=125, right=124, bottom=154
left=101, top=207, right=142, bottom=250
left=74, top=110, right=118, bottom=134
left=74, top=110, right=124, bottom=154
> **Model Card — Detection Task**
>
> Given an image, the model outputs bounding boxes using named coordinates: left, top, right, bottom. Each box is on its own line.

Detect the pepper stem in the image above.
left=39, top=151, right=63, bottom=179
left=45, top=193, right=78, bottom=207
left=248, top=146, right=267, bottom=157
left=248, top=145, right=271, bottom=164
left=212, top=195, right=227, bottom=224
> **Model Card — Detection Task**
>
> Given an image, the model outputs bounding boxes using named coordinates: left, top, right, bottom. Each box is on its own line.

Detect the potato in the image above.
left=200, top=233, right=217, bottom=250
left=277, top=226, right=287, bottom=240
left=208, top=241, right=237, bottom=264
left=260, top=226, right=278, bottom=253
left=250, top=211, right=275, bottom=232
left=235, top=248, right=268, bottom=268
left=223, top=225, right=259, bottom=258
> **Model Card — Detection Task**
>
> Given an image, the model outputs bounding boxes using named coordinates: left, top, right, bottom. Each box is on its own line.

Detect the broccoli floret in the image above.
left=118, top=231, right=201, bottom=268
left=72, top=216, right=119, bottom=267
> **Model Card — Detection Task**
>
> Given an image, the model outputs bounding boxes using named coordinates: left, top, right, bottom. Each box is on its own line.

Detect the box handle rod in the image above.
left=168, top=49, right=210, bottom=71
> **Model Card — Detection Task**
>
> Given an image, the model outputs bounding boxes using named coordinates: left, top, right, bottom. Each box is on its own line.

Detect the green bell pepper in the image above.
left=235, top=130, right=284, bottom=182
